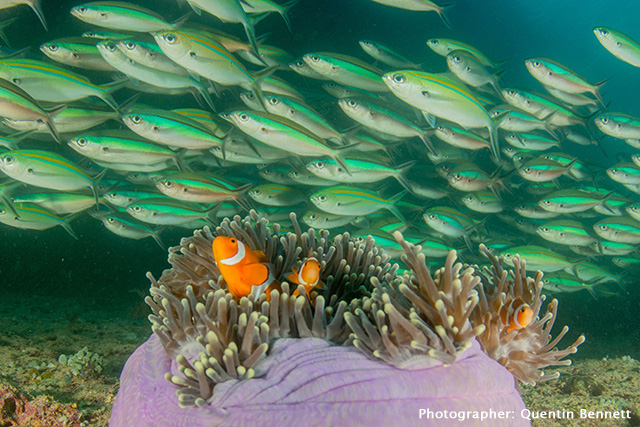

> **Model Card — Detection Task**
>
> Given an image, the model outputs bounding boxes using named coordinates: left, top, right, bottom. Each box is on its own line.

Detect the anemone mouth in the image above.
left=139, top=210, right=583, bottom=411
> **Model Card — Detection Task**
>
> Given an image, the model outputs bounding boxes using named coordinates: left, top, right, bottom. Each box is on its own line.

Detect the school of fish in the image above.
left=0, top=0, right=639, bottom=301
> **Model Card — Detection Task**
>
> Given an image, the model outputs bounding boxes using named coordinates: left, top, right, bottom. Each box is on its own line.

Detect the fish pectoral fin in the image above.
left=240, top=262, right=269, bottom=285
left=287, top=270, right=299, bottom=284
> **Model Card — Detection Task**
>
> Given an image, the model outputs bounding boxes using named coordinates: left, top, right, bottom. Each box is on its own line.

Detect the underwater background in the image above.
left=0, top=0, right=639, bottom=425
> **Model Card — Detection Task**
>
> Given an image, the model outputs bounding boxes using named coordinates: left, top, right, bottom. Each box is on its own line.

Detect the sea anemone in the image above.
left=110, top=212, right=583, bottom=426
left=471, top=244, right=586, bottom=385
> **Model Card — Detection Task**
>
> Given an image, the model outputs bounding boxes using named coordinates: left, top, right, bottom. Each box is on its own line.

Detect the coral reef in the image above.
left=111, top=211, right=583, bottom=426
left=0, top=383, right=84, bottom=427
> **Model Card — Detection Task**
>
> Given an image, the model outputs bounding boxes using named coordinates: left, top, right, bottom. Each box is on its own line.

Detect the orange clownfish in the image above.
left=288, top=256, right=323, bottom=297
left=212, top=236, right=279, bottom=301
left=499, top=298, right=534, bottom=333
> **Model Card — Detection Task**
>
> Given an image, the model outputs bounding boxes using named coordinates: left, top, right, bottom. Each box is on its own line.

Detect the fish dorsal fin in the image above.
left=252, top=249, right=269, bottom=263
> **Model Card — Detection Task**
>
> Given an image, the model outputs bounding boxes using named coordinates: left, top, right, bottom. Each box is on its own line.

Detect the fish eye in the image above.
left=230, top=238, right=236, bottom=243
left=163, top=180, right=172, bottom=187
left=132, top=206, right=141, bottom=212
left=601, top=117, right=609, bottom=124
left=318, top=195, right=327, bottom=202
left=542, top=227, right=550, bottom=232
left=295, top=60, right=304, bottom=66
left=78, top=6, right=87, bottom=12
left=269, top=97, right=279, bottom=105
left=610, top=168, right=618, bottom=174
left=599, top=225, right=608, bottom=230
left=311, top=55, right=320, bottom=62
left=239, top=113, right=249, bottom=121
left=48, top=44, right=58, bottom=51
left=2, top=155, right=13, bottom=164
left=164, top=34, right=176, bottom=43
left=508, top=89, right=516, bottom=96
left=392, top=73, right=405, bottom=83
left=454, top=173, right=462, bottom=180
left=107, top=217, right=115, bottom=223
left=431, top=40, right=439, bottom=45
left=453, top=55, right=461, bottom=62
left=543, top=200, right=552, bottom=205
left=132, top=115, right=141, bottom=123
left=524, top=167, right=532, bottom=173
left=125, top=41, right=135, bottom=50
left=77, top=138, right=87, bottom=146
left=633, top=206, right=640, bottom=212
left=429, top=214, right=436, bottom=220
left=105, top=42, right=116, bottom=51
left=309, top=213, right=316, bottom=220
left=347, top=99, right=357, bottom=107
left=532, top=60, right=541, bottom=67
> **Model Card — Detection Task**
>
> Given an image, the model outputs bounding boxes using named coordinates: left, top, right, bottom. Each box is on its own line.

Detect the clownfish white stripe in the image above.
left=249, top=272, right=277, bottom=301
left=298, top=263, right=307, bottom=285
left=219, top=240, right=246, bottom=265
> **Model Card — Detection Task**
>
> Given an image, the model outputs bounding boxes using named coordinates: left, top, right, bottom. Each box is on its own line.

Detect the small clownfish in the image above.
left=499, top=297, right=534, bottom=333
left=288, top=256, right=323, bottom=297
left=212, top=236, right=279, bottom=301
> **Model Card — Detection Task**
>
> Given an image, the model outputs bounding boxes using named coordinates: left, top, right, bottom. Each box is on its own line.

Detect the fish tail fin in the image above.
left=117, top=93, right=141, bottom=113
left=593, top=78, right=609, bottom=107
left=394, top=161, right=416, bottom=191
left=234, top=184, right=256, bottom=213
left=30, top=0, right=48, bottom=31
left=5, top=129, right=36, bottom=149
left=251, top=65, right=278, bottom=108
left=195, top=82, right=217, bottom=112
left=171, top=11, right=192, bottom=29
left=387, top=190, right=406, bottom=221
left=418, top=131, right=437, bottom=155
left=61, top=222, right=78, bottom=240
left=600, top=190, right=617, bottom=214
left=152, top=228, right=166, bottom=250
left=99, top=80, right=126, bottom=112
left=60, top=213, right=81, bottom=240
left=283, top=0, right=301, bottom=11
left=488, top=124, right=500, bottom=161
left=243, top=20, right=260, bottom=57
left=438, top=3, right=454, bottom=28
left=278, top=0, right=299, bottom=32
left=43, top=104, right=66, bottom=143
left=332, top=152, right=352, bottom=176
left=89, top=168, right=108, bottom=205
left=2, top=194, right=19, bottom=218
left=542, top=112, right=560, bottom=139
left=0, top=17, right=17, bottom=45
